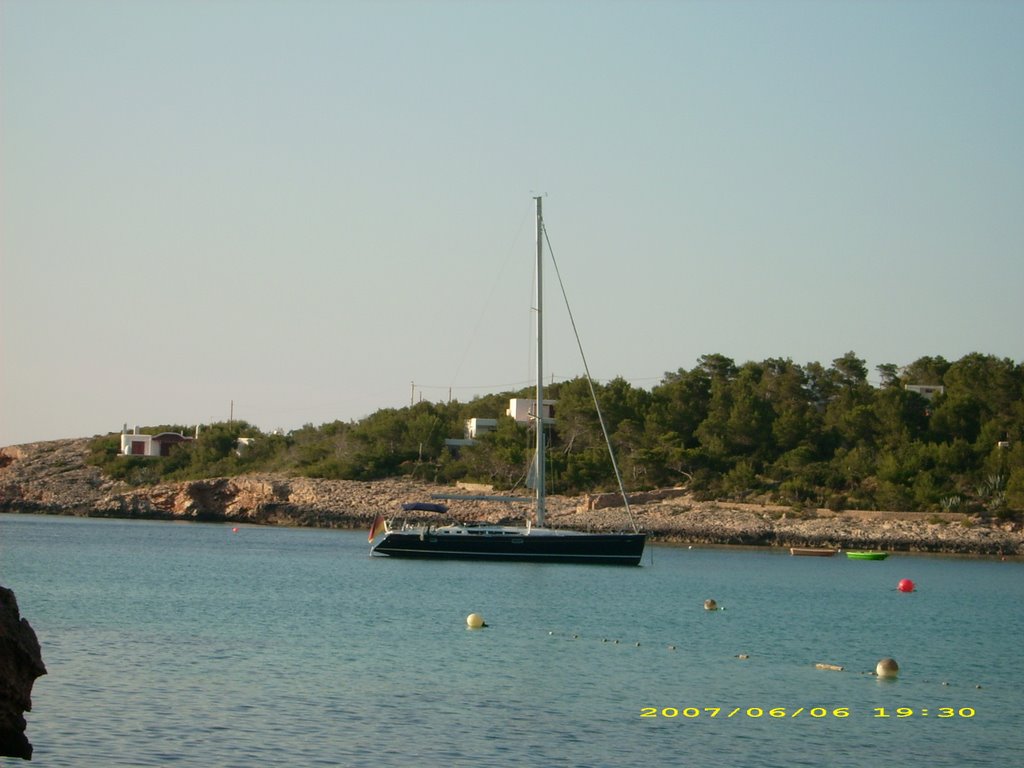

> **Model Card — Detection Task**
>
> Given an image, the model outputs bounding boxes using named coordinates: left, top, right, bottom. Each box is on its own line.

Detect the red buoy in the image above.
left=897, top=578, right=915, bottom=593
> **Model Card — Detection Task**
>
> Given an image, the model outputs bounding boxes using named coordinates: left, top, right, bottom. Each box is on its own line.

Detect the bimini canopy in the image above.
left=401, top=502, right=449, bottom=513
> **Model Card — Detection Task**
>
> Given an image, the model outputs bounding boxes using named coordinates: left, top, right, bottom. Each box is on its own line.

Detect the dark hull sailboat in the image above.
left=370, top=198, right=646, bottom=566
left=373, top=525, right=646, bottom=565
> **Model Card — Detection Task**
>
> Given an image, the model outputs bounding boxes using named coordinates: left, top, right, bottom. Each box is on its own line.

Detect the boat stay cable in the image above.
left=542, top=226, right=640, bottom=535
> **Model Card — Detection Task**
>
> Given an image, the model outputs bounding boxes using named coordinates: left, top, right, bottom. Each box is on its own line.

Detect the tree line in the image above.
left=88, top=352, right=1024, bottom=515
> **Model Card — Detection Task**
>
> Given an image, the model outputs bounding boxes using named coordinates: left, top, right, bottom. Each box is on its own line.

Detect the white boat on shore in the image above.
left=789, top=547, right=839, bottom=557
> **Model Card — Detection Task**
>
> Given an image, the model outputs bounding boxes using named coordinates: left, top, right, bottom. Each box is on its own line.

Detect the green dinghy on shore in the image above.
left=846, top=551, right=890, bottom=560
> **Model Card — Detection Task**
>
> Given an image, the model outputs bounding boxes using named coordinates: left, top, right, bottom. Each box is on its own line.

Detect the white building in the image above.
left=506, top=398, right=556, bottom=425
left=120, top=426, right=194, bottom=457
left=465, top=418, right=498, bottom=439
left=904, top=384, right=945, bottom=401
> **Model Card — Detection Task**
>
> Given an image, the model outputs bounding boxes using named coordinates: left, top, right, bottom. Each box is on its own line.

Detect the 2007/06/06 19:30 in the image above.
left=640, top=707, right=976, bottom=719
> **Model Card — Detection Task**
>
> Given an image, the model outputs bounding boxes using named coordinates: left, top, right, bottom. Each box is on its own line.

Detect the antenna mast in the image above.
left=534, top=196, right=546, bottom=527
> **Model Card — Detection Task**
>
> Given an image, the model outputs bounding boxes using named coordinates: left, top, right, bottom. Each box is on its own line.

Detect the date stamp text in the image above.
left=640, top=706, right=976, bottom=719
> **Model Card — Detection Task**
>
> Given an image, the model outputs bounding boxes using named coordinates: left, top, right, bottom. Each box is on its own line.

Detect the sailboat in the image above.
left=369, top=198, right=646, bottom=565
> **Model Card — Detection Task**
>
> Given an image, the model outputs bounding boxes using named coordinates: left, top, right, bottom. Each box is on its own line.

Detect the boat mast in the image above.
left=534, top=195, right=546, bottom=527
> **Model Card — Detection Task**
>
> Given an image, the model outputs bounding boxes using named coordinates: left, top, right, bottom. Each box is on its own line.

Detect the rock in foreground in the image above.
left=0, top=586, right=46, bottom=760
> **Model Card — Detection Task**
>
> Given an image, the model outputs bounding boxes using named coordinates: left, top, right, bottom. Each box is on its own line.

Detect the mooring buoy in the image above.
left=876, top=658, right=899, bottom=678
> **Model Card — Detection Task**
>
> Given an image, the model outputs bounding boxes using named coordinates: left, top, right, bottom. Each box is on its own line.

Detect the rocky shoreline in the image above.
left=2, top=438, right=1022, bottom=556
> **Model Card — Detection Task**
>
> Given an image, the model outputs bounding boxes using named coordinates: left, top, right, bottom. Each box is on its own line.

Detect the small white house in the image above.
left=506, top=398, right=556, bottom=425
left=121, top=428, right=153, bottom=456
left=120, top=426, right=193, bottom=457
left=465, top=418, right=498, bottom=439
left=904, top=384, right=945, bottom=401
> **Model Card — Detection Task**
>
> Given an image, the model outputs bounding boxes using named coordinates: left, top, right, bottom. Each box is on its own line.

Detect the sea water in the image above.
left=1, top=514, right=1022, bottom=767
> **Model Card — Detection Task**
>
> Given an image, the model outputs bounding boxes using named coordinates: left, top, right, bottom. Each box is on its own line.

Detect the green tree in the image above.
left=461, top=417, right=531, bottom=489
left=759, top=358, right=819, bottom=453
left=648, top=366, right=713, bottom=449
left=876, top=363, right=901, bottom=388
left=873, top=387, right=929, bottom=449
left=1007, top=463, right=1024, bottom=513
left=824, top=353, right=877, bottom=449
left=901, top=355, right=951, bottom=386
left=724, top=363, right=774, bottom=457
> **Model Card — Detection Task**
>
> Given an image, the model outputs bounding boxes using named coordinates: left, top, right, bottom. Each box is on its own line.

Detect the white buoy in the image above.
left=876, top=658, right=899, bottom=678
left=466, top=613, right=487, bottom=629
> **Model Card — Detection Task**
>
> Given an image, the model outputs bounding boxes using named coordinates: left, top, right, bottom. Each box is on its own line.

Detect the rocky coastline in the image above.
left=2, top=438, right=1022, bottom=556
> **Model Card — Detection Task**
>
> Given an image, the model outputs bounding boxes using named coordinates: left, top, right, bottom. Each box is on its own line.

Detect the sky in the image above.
left=2, top=0, right=1022, bottom=446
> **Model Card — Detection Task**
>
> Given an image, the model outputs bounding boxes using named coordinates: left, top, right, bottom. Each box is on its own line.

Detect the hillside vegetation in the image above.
left=87, top=352, right=1024, bottom=516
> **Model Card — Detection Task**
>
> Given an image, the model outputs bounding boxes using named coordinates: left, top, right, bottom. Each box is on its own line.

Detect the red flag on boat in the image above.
left=368, top=514, right=386, bottom=542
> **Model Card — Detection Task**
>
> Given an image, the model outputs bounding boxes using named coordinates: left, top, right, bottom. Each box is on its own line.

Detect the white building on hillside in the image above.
left=904, top=384, right=945, bottom=401
left=507, top=398, right=556, bottom=425
left=120, top=425, right=194, bottom=457
left=465, top=418, right=498, bottom=439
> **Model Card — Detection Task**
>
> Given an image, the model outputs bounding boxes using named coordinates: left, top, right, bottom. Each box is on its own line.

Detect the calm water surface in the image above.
left=2, top=514, right=1022, bottom=767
